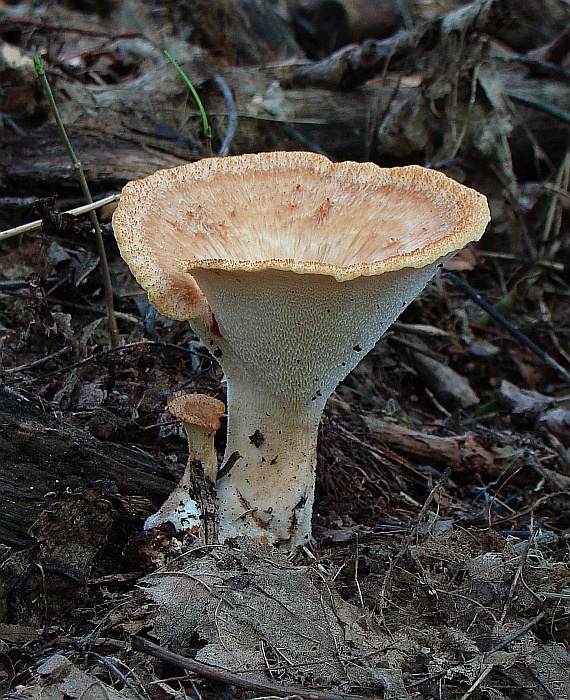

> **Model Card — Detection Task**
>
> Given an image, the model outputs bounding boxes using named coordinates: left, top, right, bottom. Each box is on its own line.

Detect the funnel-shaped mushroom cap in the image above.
left=114, top=152, right=489, bottom=548
left=112, top=152, right=489, bottom=320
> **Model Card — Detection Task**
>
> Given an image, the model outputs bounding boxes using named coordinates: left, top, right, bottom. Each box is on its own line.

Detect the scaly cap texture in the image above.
left=113, top=152, right=490, bottom=320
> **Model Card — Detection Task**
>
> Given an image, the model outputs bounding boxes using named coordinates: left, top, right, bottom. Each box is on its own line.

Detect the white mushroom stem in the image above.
left=182, top=422, right=219, bottom=483
left=190, top=264, right=446, bottom=547
left=217, top=369, right=325, bottom=544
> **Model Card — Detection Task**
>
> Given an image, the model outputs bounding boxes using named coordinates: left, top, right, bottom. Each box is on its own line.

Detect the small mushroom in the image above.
left=145, top=393, right=225, bottom=532
left=114, top=152, right=490, bottom=548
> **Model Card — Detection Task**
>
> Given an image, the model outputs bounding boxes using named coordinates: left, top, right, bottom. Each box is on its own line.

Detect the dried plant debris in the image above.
left=14, top=654, right=139, bottom=700
left=138, top=541, right=413, bottom=700
left=133, top=529, right=569, bottom=700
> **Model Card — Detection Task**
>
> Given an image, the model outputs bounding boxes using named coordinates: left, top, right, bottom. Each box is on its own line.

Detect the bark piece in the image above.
left=0, top=130, right=190, bottom=190
left=0, top=386, right=175, bottom=549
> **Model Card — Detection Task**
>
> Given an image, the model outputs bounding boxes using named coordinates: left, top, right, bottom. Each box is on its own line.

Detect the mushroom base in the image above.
left=216, top=373, right=325, bottom=548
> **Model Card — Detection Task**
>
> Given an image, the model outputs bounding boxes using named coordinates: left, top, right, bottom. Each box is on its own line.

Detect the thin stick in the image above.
left=506, top=90, right=570, bottom=124
left=442, top=272, right=570, bottom=383
left=0, top=194, right=120, bottom=242
left=165, top=51, right=213, bottom=158
left=541, top=149, right=569, bottom=250
left=34, top=339, right=212, bottom=380
left=458, top=665, right=493, bottom=700
left=408, top=613, right=544, bottom=689
left=131, top=637, right=372, bottom=700
left=499, top=520, right=543, bottom=627
left=34, top=56, right=119, bottom=348
left=5, top=346, right=71, bottom=374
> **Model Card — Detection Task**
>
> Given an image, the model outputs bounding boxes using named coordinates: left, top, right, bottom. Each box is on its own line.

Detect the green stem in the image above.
left=34, top=56, right=119, bottom=348
left=164, top=50, right=213, bottom=158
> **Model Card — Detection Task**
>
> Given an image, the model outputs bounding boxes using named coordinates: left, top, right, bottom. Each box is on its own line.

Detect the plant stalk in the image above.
left=34, top=56, right=119, bottom=348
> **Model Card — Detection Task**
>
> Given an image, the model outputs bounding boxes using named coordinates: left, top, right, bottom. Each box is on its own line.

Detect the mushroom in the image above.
left=145, top=393, right=225, bottom=533
left=113, top=151, right=490, bottom=548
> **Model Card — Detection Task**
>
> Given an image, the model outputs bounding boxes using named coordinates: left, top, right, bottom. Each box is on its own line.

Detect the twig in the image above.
left=491, top=492, right=566, bottom=525
left=88, top=653, right=147, bottom=700
left=526, top=665, right=560, bottom=700
left=541, top=149, right=569, bottom=250
left=442, top=272, right=570, bottom=383
left=506, top=90, right=570, bottom=124
left=33, top=339, right=213, bottom=380
left=280, top=124, right=335, bottom=160
left=459, top=665, right=493, bottom=700
left=406, top=467, right=452, bottom=547
left=486, top=612, right=544, bottom=654
left=1, top=112, right=27, bottom=137
left=0, top=277, right=58, bottom=290
left=477, top=251, right=565, bottom=272
left=502, top=53, right=570, bottom=82
left=408, top=613, right=545, bottom=689
left=1, top=17, right=142, bottom=39
left=498, top=520, right=544, bottom=626
left=131, top=637, right=373, bottom=700
left=34, top=56, right=119, bottom=348
left=0, top=194, right=120, bottom=242
left=5, top=346, right=71, bottom=374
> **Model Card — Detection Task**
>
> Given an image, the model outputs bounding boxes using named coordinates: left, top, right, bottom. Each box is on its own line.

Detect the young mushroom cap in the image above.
left=114, top=152, right=490, bottom=548
left=168, top=393, right=225, bottom=436
left=145, top=393, right=225, bottom=533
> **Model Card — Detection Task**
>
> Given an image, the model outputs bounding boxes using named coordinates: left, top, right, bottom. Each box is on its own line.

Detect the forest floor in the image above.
left=0, top=0, right=569, bottom=698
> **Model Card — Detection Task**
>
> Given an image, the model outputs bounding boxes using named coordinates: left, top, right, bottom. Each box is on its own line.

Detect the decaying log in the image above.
left=288, top=0, right=511, bottom=89
left=0, top=385, right=175, bottom=549
left=0, top=130, right=191, bottom=192
left=2, top=57, right=568, bottom=192
left=1, top=0, right=568, bottom=194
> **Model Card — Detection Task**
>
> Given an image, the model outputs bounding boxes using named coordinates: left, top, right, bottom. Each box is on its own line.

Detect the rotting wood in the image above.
left=0, top=385, right=175, bottom=549
left=287, top=0, right=511, bottom=89
left=0, top=130, right=191, bottom=191
left=2, top=65, right=568, bottom=190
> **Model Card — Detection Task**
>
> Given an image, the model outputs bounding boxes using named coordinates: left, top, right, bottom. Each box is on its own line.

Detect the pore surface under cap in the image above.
left=112, top=152, right=490, bottom=320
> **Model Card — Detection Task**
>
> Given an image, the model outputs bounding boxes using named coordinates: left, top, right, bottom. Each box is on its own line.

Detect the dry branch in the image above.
left=362, top=416, right=496, bottom=474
